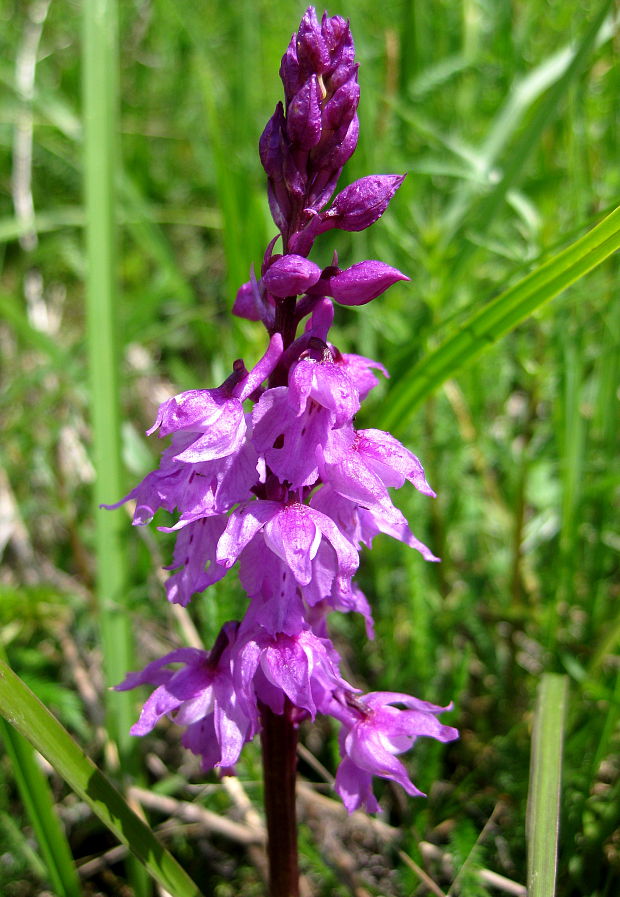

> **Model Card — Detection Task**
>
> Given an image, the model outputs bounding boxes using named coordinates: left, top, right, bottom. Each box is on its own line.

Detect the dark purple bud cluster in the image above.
left=260, top=8, right=359, bottom=246
left=236, top=8, right=409, bottom=333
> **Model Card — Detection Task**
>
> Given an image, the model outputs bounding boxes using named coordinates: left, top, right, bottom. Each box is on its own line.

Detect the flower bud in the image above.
left=322, top=71, right=359, bottom=130
left=322, top=174, right=406, bottom=233
left=282, top=151, right=306, bottom=199
left=267, top=181, right=291, bottom=235
left=306, top=117, right=360, bottom=215
left=262, top=254, right=322, bottom=297
left=287, top=75, right=322, bottom=149
left=296, top=7, right=329, bottom=75
left=259, top=103, right=285, bottom=179
left=324, top=260, right=410, bottom=306
left=233, top=280, right=262, bottom=321
left=279, top=34, right=303, bottom=105
left=321, top=13, right=354, bottom=71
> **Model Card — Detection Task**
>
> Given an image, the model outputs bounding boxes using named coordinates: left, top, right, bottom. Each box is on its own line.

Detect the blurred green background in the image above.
left=0, top=0, right=618, bottom=895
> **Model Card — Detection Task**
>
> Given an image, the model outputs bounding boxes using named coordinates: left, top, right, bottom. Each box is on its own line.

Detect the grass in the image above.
left=0, top=1, right=618, bottom=895
left=527, top=673, right=569, bottom=897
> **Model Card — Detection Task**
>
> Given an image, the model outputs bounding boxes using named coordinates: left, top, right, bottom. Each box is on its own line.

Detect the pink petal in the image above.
left=263, top=504, right=321, bottom=585
left=216, top=501, right=280, bottom=569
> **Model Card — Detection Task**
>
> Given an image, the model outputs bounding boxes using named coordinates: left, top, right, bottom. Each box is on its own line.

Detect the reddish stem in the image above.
left=260, top=700, right=299, bottom=897
left=260, top=282, right=300, bottom=896
left=275, top=296, right=298, bottom=347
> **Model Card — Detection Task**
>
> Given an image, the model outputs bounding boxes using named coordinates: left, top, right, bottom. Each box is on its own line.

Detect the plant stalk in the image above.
left=260, top=267, right=300, bottom=897
left=83, top=0, right=136, bottom=755
left=260, top=700, right=299, bottom=897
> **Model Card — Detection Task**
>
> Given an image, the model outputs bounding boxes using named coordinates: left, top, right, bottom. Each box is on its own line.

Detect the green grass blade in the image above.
left=0, top=717, right=81, bottom=897
left=440, top=4, right=615, bottom=243
left=442, top=0, right=614, bottom=253
left=0, top=207, right=84, bottom=242
left=82, top=0, right=135, bottom=752
left=0, top=657, right=204, bottom=897
left=526, top=673, right=569, bottom=897
left=379, top=205, right=620, bottom=432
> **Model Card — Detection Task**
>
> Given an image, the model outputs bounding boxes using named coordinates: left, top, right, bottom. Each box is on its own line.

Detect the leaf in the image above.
left=440, top=0, right=616, bottom=247
left=82, top=0, right=137, bottom=754
left=0, top=717, right=81, bottom=897
left=526, top=673, right=569, bottom=897
left=0, top=657, right=204, bottom=897
left=378, top=204, right=620, bottom=433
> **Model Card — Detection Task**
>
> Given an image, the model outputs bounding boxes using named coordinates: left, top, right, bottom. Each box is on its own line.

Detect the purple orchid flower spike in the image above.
left=108, top=8, right=457, bottom=896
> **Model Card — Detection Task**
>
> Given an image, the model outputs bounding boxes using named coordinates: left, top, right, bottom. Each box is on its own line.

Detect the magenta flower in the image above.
left=109, top=7, right=457, bottom=827
left=333, top=692, right=459, bottom=813
left=116, top=623, right=254, bottom=769
left=216, top=499, right=359, bottom=591
left=233, top=625, right=347, bottom=720
left=288, top=352, right=360, bottom=427
left=251, top=386, right=332, bottom=487
left=163, top=515, right=229, bottom=606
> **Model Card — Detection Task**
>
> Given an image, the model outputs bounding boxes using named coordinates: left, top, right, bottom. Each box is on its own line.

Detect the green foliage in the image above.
left=448, top=818, right=491, bottom=897
left=527, top=674, right=569, bottom=897
left=0, top=657, right=203, bottom=897
left=0, top=0, right=617, bottom=894
left=0, top=714, right=81, bottom=897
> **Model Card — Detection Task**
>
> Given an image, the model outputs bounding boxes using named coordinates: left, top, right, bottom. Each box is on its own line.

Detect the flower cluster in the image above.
left=111, top=7, right=457, bottom=813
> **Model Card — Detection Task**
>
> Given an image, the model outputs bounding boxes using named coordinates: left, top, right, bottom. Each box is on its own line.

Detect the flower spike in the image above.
left=108, top=6, right=457, bottom=821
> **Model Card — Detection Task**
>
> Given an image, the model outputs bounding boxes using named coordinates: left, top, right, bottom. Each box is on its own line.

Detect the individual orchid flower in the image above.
left=116, top=623, right=254, bottom=769
left=333, top=692, right=459, bottom=813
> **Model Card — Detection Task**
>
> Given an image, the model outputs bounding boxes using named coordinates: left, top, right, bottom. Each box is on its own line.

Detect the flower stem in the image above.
left=274, top=296, right=298, bottom=350
left=260, top=700, right=299, bottom=897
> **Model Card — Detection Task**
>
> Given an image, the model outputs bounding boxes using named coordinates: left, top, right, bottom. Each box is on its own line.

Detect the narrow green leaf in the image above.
left=526, top=673, right=569, bottom=897
left=0, top=207, right=84, bottom=242
left=0, top=718, right=81, bottom=897
left=379, top=205, right=620, bottom=432
left=0, top=658, right=203, bottom=897
left=441, top=0, right=614, bottom=251
left=82, top=0, right=135, bottom=752
left=82, top=7, right=150, bottom=894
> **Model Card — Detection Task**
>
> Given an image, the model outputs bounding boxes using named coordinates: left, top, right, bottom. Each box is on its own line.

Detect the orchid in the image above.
left=110, top=7, right=458, bottom=894
left=330, top=692, right=458, bottom=813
